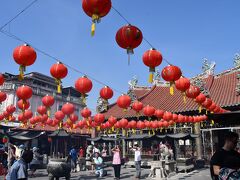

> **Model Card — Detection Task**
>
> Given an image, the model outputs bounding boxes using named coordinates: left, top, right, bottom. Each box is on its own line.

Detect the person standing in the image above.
left=210, top=131, right=240, bottom=179
left=29, top=147, right=43, bottom=177
left=131, top=143, right=142, bottom=180
left=6, top=149, right=33, bottom=180
left=93, top=152, right=103, bottom=177
left=69, top=146, right=78, bottom=173
left=112, top=145, right=121, bottom=180
left=101, top=146, right=107, bottom=157
left=79, top=146, right=85, bottom=158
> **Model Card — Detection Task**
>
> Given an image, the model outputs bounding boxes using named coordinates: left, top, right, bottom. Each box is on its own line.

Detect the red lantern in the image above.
left=0, top=114, right=4, bottom=121
left=17, top=99, right=30, bottom=111
left=75, top=76, right=93, bottom=105
left=202, top=98, right=212, bottom=109
left=0, top=92, right=7, bottom=103
left=37, top=106, right=47, bottom=115
left=42, top=95, right=55, bottom=107
left=70, top=114, right=78, bottom=122
left=119, top=118, right=128, bottom=128
left=50, top=62, right=68, bottom=93
left=47, top=137, right=52, bottom=143
left=144, top=120, right=151, bottom=128
left=163, top=111, right=173, bottom=121
left=100, top=86, right=113, bottom=100
left=129, top=120, right=137, bottom=129
left=2, top=136, right=8, bottom=144
left=116, top=24, right=143, bottom=64
left=108, top=116, right=117, bottom=126
left=61, top=103, right=75, bottom=115
left=132, top=101, right=143, bottom=116
left=117, top=94, right=131, bottom=111
left=24, top=110, right=33, bottom=119
left=137, top=121, right=145, bottom=129
left=143, top=105, right=155, bottom=117
left=154, top=109, right=164, bottom=119
left=0, top=74, right=4, bottom=86
left=100, top=86, right=113, bottom=110
left=6, top=105, right=16, bottom=114
left=150, top=120, right=158, bottom=129
left=213, top=106, right=220, bottom=113
left=142, top=49, right=163, bottom=83
left=94, top=113, right=105, bottom=125
left=177, top=114, right=185, bottom=123
left=161, top=65, right=182, bottom=95
left=13, top=44, right=37, bottom=80
left=16, top=85, right=32, bottom=100
left=42, top=95, right=55, bottom=116
left=175, top=77, right=190, bottom=103
left=172, top=114, right=178, bottom=121
left=55, top=111, right=65, bottom=120
left=195, top=93, right=206, bottom=113
left=82, top=0, right=111, bottom=36
left=208, top=103, right=216, bottom=112
left=185, top=85, right=200, bottom=99
left=81, top=108, right=92, bottom=119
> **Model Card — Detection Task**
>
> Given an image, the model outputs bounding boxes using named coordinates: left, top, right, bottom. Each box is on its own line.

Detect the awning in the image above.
left=7, top=131, right=45, bottom=140
left=87, top=136, right=123, bottom=142
left=48, top=129, right=70, bottom=137
left=125, top=133, right=199, bottom=140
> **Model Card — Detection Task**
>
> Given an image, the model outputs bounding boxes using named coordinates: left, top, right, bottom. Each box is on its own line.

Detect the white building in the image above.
left=0, top=72, right=85, bottom=121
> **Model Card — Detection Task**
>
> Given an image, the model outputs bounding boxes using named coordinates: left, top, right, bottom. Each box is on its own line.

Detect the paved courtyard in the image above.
left=22, top=167, right=211, bottom=180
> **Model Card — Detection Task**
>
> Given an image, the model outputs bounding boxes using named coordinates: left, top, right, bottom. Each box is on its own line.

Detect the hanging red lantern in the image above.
left=150, top=120, right=158, bottom=129
left=0, top=114, right=4, bottom=121
left=0, top=92, right=7, bottom=104
left=82, top=0, right=111, bottom=36
left=195, top=93, right=206, bottom=113
left=62, top=103, right=75, bottom=115
left=0, top=73, right=4, bottom=86
left=142, top=48, right=163, bottom=83
left=116, top=24, right=143, bottom=64
left=208, top=103, right=216, bottom=112
left=132, top=101, right=143, bottom=117
left=75, top=76, right=93, bottom=105
left=40, top=114, right=48, bottom=124
left=6, top=105, right=16, bottom=114
left=119, top=118, right=128, bottom=128
left=100, top=86, right=113, bottom=110
left=154, top=109, right=164, bottom=119
left=42, top=95, right=55, bottom=116
left=175, top=77, right=190, bottom=103
left=137, top=121, right=145, bottom=130
left=13, top=44, right=37, bottom=80
left=23, top=110, right=33, bottom=119
left=50, top=62, right=68, bottom=93
left=94, top=113, right=105, bottom=125
left=117, top=94, right=131, bottom=111
left=161, top=65, right=182, bottom=95
left=108, top=116, right=117, bottom=126
left=177, top=114, right=185, bottom=123
left=213, top=106, right=220, bottom=113
left=143, top=105, right=155, bottom=118
left=81, top=107, right=92, bottom=118
left=172, top=114, right=178, bottom=121
left=17, top=100, right=30, bottom=111
left=185, top=85, right=200, bottom=99
left=29, top=118, right=36, bottom=125
left=37, top=106, right=47, bottom=115
left=16, top=85, right=32, bottom=100
left=163, top=111, right=173, bottom=121
left=162, top=121, right=169, bottom=128
left=144, top=120, right=151, bottom=128
left=202, top=98, right=212, bottom=109
left=129, top=120, right=137, bottom=129
left=70, top=114, right=78, bottom=122
left=47, top=137, right=52, bottom=143
left=55, top=111, right=65, bottom=120
left=2, top=136, right=8, bottom=144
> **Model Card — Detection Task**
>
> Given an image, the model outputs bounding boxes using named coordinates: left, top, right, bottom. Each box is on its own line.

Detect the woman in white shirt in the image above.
left=131, top=143, right=141, bottom=179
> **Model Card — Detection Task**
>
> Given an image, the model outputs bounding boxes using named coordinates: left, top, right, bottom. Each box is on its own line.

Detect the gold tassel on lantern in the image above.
left=199, top=105, right=202, bottom=113
left=111, top=126, right=115, bottom=132
left=18, top=65, right=25, bottom=81
left=148, top=73, right=154, bottom=83
left=183, top=93, right=186, bottom=104
left=81, top=94, right=86, bottom=105
left=47, top=108, right=51, bottom=117
left=91, top=14, right=99, bottom=36
left=97, top=126, right=100, bottom=131
left=55, top=79, right=62, bottom=93
left=211, top=120, right=214, bottom=125
left=170, top=82, right=174, bottom=95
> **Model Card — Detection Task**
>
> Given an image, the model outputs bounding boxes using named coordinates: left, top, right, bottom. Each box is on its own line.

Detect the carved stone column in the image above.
left=194, top=123, right=203, bottom=159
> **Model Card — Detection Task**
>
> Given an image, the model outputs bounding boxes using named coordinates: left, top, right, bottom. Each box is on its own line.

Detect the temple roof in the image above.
left=103, top=69, right=240, bottom=119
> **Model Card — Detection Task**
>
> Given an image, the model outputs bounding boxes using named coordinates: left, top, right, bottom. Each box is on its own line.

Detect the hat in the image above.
left=19, top=144, right=25, bottom=149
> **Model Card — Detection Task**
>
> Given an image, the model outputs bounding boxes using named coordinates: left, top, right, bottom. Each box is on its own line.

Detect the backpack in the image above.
left=219, top=168, right=240, bottom=180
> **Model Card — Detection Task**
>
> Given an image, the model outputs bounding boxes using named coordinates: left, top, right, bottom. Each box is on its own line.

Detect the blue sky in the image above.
left=0, top=0, right=240, bottom=113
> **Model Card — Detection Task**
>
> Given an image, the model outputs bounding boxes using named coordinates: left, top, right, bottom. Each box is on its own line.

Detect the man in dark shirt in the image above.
left=210, top=131, right=240, bottom=179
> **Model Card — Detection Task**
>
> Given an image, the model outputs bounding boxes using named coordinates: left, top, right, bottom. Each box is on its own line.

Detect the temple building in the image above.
left=101, top=54, right=240, bottom=162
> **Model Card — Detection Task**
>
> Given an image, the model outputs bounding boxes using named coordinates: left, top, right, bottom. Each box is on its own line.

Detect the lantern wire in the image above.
left=111, top=6, right=131, bottom=25
left=0, top=0, right=38, bottom=31
left=0, top=30, right=124, bottom=96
